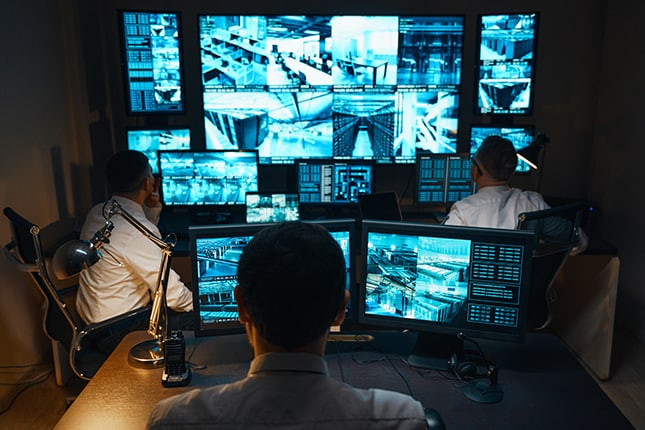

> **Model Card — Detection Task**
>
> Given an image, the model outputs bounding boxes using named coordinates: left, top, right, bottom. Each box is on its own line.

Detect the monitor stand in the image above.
left=406, top=331, right=464, bottom=370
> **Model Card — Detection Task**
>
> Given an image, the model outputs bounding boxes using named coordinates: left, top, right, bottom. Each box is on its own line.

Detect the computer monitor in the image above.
left=296, top=159, right=373, bottom=205
left=119, top=10, right=185, bottom=114
left=189, top=219, right=358, bottom=337
left=358, top=220, right=534, bottom=369
left=199, top=14, right=464, bottom=164
left=475, top=13, right=538, bottom=116
left=158, top=150, right=258, bottom=206
left=245, top=192, right=300, bottom=223
left=470, top=125, right=535, bottom=173
left=415, top=153, right=474, bottom=205
left=126, top=127, right=191, bottom=174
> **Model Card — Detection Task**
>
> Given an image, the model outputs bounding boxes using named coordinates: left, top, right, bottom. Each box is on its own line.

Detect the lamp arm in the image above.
left=104, top=200, right=172, bottom=252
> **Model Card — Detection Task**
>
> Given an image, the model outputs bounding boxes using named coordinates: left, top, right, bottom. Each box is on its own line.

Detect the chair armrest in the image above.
left=3, top=241, right=38, bottom=273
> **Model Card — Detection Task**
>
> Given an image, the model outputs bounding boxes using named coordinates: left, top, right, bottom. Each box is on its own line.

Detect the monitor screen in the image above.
left=469, top=125, right=535, bottom=173
left=126, top=127, right=191, bottom=174
left=475, top=13, right=538, bottom=116
left=119, top=10, right=185, bottom=114
left=158, top=150, right=258, bottom=206
left=296, top=159, right=373, bottom=205
left=358, top=220, right=534, bottom=369
left=416, top=153, right=474, bottom=204
left=245, top=192, right=300, bottom=223
left=199, top=15, right=464, bottom=164
left=190, top=219, right=358, bottom=337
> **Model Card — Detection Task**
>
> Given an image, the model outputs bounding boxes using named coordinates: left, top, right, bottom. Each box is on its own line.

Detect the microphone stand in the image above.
left=458, top=332, right=504, bottom=404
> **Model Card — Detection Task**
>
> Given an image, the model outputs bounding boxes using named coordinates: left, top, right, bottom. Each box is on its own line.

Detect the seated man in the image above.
left=444, top=135, right=587, bottom=253
left=77, top=150, right=193, bottom=351
left=147, top=222, right=428, bottom=430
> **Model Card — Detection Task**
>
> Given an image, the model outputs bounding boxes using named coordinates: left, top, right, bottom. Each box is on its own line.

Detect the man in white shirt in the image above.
left=78, top=150, right=193, bottom=351
left=147, top=222, right=430, bottom=430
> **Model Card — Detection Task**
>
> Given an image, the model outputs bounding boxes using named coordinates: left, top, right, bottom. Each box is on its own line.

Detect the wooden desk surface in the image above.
left=55, top=330, right=634, bottom=430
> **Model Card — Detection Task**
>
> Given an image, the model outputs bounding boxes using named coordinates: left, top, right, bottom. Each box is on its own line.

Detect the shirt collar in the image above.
left=249, top=352, right=329, bottom=376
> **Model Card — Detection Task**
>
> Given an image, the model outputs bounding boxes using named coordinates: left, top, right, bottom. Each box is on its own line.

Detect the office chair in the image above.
left=517, top=201, right=588, bottom=330
left=2, top=207, right=151, bottom=384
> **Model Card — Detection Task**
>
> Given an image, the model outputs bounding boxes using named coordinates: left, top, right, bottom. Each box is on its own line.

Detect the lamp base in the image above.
left=128, top=338, right=165, bottom=369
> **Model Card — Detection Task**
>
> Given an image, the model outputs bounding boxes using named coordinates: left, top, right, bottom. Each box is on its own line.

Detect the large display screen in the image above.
left=297, top=159, right=373, bottom=205
left=199, top=15, right=464, bottom=164
left=158, top=150, right=258, bottom=206
left=475, top=13, right=538, bottom=116
left=126, top=127, right=191, bottom=174
left=120, top=10, right=185, bottom=114
left=416, top=153, right=474, bottom=204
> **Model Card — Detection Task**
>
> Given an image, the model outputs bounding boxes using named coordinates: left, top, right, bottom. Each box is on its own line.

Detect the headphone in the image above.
left=449, top=333, right=499, bottom=384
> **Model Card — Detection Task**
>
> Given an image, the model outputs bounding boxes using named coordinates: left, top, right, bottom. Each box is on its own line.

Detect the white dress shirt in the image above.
left=77, top=196, right=193, bottom=324
left=147, top=352, right=428, bottom=430
left=443, top=185, right=549, bottom=229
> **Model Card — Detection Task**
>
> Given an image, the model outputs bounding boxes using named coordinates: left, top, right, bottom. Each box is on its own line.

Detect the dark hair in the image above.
left=105, top=150, right=151, bottom=193
left=236, top=222, right=346, bottom=349
left=474, top=135, right=518, bottom=181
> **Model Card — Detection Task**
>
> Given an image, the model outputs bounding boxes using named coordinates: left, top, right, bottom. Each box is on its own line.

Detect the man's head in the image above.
left=106, top=150, right=154, bottom=194
left=472, top=135, right=518, bottom=182
left=235, top=222, right=347, bottom=350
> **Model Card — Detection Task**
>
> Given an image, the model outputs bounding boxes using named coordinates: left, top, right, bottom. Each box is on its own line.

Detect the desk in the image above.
left=55, top=330, right=633, bottom=430
left=349, top=57, right=388, bottom=83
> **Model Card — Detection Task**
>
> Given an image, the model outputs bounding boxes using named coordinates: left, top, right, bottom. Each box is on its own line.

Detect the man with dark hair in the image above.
left=77, top=150, right=193, bottom=339
left=147, top=222, right=428, bottom=430
left=444, top=135, right=550, bottom=228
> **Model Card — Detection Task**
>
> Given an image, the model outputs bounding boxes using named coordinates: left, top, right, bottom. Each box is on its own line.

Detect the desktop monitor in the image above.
left=189, top=219, right=358, bottom=337
left=296, top=159, right=373, bottom=205
left=245, top=192, right=300, bottom=223
left=415, top=153, right=475, bottom=205
left=126, top=127, right=191, bottom=174
left=475, top=13, right=538, bottom=116
left=158, top=150, right=258, bottom=206
left=199, top=14, right=464, bottom=164
left=358, top=220, right=534, bottom=369
left=470, top=125, right=535, bottom=173
left=119, top=10, right=185, bottom=114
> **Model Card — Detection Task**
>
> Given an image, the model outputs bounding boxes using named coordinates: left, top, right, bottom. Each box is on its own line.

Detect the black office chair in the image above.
left=2, top=207, right=151, bottom=383
left=517, top=201, right=588, bottom=330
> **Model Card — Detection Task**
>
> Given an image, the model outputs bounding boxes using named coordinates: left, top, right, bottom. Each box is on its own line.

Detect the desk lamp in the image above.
left=52, top=199, right=175, bottom=369
left=517, top=132, right=549, bottom=193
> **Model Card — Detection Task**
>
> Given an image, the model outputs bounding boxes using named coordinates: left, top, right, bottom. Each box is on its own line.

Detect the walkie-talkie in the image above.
left=161, top=330, right=191, bottom=387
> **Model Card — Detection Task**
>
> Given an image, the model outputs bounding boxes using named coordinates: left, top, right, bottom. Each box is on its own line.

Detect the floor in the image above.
left=0, top=328, right=643, bottom=430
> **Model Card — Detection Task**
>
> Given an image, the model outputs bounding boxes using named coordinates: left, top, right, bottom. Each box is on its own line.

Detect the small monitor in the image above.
left=190, top=219, right=357, bottom=337
left=158, top=150, right=258, bottom=206
left=296, top=159, right=373, bottom=205
left=126, top=127, right=190, bottom=174
left=245, top=192, right=300, bottom=223
left=358, top=220, right=534, bottom=369
left=119, top=10, right=185, bottom=114
left=469, top=125, right=535, bottom=173
left=416, top=153, right=474, bottom=205
left=358, top=192, right=403, bottom=221
left=475, top=13, right=538, bottom=116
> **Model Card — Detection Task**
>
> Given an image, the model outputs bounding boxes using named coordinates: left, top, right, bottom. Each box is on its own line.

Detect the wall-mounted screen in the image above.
left=416, top=153, right=474, bottom=204
left=296, top=159, right=373, bottom=205
left=158, top=150, right=258, bottom=206
left=475, top=13, right=538, bottom=116
left=199, top=15, right=464, bottom=164
left=119, top=10, right=185, bottom=114
left=245, top=192, right=300, bottom=223
left=469, top=125, right=535, bottom=173
left=126, top=127, right=191, bottom=173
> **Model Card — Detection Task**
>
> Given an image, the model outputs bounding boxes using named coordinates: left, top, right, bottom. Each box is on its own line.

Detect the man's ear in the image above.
left=234, top=286, right=250, bottom=324
left=331, top=289, right=350, bottom=326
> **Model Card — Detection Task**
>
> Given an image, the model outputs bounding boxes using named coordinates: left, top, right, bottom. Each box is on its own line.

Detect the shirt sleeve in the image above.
left=443, top=204, right=465, bottom=226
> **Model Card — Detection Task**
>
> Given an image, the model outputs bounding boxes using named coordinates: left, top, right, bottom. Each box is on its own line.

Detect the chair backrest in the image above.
left=517, top=201, right=588, bottom=329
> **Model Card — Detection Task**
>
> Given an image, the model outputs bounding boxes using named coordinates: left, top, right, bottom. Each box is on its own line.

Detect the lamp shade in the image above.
left=52, top=239, right=101, bottom=279
left=517, top=132, right=549, bottom=171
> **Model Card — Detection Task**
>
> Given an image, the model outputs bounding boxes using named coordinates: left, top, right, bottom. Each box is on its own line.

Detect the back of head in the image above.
left=106, top=150, right=151, bottom=193
left=474, top=135, right=518, bottom=182
left=236, top=222, right=346, bottom=350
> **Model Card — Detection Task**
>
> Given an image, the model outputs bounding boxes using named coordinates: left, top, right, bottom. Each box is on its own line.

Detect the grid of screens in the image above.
left=199, top=15, right=464, bottom=164
left=297, top=160, right=373, bottom=205
left=120, top=11, right=185, bottom=114
left=470, top=125, right=534, bottom=173
left=158, top=150, right=258, bottom=206
left=475, top=13, right=538, bottom=115
left=190, top=219, right=357, bottom=337
left=245, top=192, right=300, bottom=223
left=358, top=220, right=534, bottom=344
left=416, top=154, right=474, bottom=204
left=127, top=128, right=191, bottom=174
